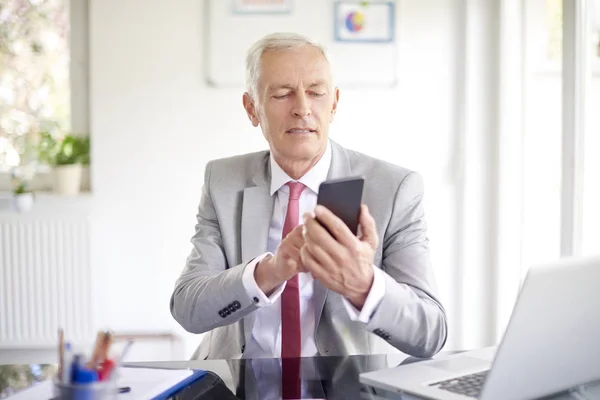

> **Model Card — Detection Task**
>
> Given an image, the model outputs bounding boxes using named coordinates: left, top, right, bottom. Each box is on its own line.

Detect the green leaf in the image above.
left=30, top=41, right=44, bottom=54
left=14, top=182, right=28, bottom=194
left=41, top=133, right=91, bottom=166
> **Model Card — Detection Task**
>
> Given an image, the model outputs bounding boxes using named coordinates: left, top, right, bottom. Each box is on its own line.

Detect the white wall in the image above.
left=89, top=0, right=462, bottom=358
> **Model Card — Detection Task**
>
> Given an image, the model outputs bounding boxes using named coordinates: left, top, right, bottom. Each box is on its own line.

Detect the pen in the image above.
left=111, top=340, right=133, bottom=375
left=101, top=331, right=113, bottom=361
left=87, top=331, right=106, bottom=369
left=118, top=340, right=134, bottom=364
left=58, top=328, right=64, bottom=381
left=61, top=342, right=72, bottom=383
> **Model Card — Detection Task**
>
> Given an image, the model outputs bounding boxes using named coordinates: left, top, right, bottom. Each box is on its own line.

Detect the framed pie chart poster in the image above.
left=334, top=1, right=395, bottom=43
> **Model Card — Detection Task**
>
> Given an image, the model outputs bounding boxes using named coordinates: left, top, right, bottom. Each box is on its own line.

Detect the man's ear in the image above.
left=242, top=93, right=260, bottom=127
left=329, top=87, right=340, bottom=122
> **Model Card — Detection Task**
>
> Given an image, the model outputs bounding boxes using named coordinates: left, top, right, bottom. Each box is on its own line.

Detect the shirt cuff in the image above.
left=242, top=253, right=286, bottom=307
left=342, top=266, right=386, bottom=323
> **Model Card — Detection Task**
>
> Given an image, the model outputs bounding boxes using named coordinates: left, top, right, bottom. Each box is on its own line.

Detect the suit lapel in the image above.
left=241, top=154, right=274, bottom=344
left=241, top=190, right=273, bottom=263
left=327, top=140, right=353, bottom=181
left=314, top=140, right=353, bottom=335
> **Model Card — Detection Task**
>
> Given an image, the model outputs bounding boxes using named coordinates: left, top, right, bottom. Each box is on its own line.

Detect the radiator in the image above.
left=0, top=215, right=94, bottom=348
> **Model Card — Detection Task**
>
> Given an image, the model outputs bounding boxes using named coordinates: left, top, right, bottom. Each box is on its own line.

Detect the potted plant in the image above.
left=10, top=168, right=35, bottom=213
left=38, top=132, right=90, bottom=196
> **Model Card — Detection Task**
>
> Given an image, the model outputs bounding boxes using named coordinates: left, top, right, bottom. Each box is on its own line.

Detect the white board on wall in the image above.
left=203, top=0, right=399, bottom=89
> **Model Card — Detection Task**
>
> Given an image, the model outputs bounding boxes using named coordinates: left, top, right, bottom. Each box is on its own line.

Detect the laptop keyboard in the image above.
left=429, top=370, right=489, bottom=398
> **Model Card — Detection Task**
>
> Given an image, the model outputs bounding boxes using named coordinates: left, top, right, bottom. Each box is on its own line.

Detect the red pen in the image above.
left=97, top=359, right=115, bottom=381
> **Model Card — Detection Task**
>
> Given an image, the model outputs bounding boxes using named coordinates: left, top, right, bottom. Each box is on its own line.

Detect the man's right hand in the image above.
left=254, top=225, right=306, bottom=296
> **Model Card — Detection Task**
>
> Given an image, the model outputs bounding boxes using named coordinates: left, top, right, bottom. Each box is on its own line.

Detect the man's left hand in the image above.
left=300, top=204, right=379, bottom=309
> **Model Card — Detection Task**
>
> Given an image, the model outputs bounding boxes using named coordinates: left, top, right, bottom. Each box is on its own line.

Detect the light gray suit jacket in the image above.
left=170, top=140, right=447, bottom=360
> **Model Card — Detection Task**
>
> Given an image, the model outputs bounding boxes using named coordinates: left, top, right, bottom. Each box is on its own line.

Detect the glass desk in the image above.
left=1, top=353, right=598, bottom=399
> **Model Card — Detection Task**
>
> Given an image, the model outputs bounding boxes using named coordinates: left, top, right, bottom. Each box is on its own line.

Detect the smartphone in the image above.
left=316, top=177, right=365, bottom=236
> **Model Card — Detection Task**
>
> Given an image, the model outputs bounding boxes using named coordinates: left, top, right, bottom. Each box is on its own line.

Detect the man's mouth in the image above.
left=286, top=128, right=316, bottom=134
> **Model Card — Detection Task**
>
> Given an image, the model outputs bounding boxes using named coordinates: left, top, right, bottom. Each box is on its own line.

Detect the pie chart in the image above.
left=345, top=10, right=365, bottom=32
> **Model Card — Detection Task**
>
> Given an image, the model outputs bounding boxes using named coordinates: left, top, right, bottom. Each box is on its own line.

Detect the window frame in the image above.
left=560, top=0, right=591, bottom=258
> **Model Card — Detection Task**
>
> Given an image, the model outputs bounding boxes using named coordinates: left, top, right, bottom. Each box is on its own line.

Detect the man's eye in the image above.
left=273, top=94, right=290, bottom=99
left=310, top=92, right=325, bottom=97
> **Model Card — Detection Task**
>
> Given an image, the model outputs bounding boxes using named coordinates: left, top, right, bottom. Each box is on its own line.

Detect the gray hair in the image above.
left=245, top=32, right=334, bottom=102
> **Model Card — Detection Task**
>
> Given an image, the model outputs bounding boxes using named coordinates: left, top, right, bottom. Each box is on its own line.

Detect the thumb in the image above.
left=358, top=204, right=378, bottom=249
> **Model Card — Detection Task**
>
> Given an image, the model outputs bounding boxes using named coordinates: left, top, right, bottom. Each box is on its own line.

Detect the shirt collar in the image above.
left=269, top=140, right=332, bottom=196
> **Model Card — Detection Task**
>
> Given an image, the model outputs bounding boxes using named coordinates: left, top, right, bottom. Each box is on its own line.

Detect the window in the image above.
left=582, top=0, right=600, bottom=256
left=0, top=0, right=70, bottom=172
left=521, top=0, right=564, bottom=273
left=521, top=0, right=600, bottom=274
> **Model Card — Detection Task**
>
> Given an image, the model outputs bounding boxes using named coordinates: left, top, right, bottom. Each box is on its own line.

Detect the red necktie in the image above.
left=281, top=181, right=305, bottom=399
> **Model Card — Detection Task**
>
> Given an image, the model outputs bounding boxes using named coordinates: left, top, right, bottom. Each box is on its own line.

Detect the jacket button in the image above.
left=241, top=345, right=245, bottom=353
left=228, top=304, right=236, bottom=313
left=233, top=301, right=241, bottom=309
left=218, top=310, right=226, bottom=318
left=224, top=308, right=231, bottom=315
left=253, top=297, right=259, bottom=303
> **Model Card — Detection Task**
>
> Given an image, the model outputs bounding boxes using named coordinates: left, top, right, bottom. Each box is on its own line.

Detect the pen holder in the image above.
left=52, top=378, right=117, bottom=400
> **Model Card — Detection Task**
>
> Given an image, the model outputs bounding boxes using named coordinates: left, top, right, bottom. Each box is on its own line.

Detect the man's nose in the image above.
left=292, top=94, right=311, bottom=117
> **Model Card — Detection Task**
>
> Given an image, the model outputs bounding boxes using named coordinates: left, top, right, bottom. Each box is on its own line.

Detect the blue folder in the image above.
left=150, top=369, right=208, bottom=400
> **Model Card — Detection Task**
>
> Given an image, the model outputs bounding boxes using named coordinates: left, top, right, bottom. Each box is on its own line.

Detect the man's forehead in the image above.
left=262, top=48, right=329, bottom=71
left=259, top=49, right=332, bottom=90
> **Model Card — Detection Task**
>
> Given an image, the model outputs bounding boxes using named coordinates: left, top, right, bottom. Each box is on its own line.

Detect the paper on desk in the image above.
left=6, top=367, right=194, bottom=400
left=116, top=367, right=195, bottom=399
left=4, top=381, right=53, bottom=400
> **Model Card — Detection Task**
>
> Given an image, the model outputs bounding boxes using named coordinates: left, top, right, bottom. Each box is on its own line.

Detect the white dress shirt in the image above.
left=241, top=140, right=386, bottom=359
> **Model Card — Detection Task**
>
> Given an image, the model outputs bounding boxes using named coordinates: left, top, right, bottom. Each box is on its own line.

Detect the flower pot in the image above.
left=52, top=164, right=83, bottom=196
left=12, top=192, right=34, bottom=213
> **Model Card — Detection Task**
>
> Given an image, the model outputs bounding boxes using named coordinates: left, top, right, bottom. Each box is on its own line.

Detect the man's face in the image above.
left=243, top=46, right=339, bottom=163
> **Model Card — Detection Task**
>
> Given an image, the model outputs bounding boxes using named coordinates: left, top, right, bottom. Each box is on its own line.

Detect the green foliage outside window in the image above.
left=0, top=0, right=70, bottom=170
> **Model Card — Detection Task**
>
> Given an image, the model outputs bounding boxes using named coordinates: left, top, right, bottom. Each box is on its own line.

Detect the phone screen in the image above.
left=316, top=177, right=364, bottom=235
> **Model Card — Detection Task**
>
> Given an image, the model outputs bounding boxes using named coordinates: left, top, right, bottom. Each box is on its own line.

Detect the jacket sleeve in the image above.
left=169, top=161, right=259, bottom=334
left=363, top=171, right=448, bottom=358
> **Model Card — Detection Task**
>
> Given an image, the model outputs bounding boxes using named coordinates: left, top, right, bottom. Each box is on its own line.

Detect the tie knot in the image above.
left=286, top=181, right=306, bottom=200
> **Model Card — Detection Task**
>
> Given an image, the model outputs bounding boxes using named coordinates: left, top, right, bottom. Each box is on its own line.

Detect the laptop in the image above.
left=359, top=255, right=600, bottom=400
